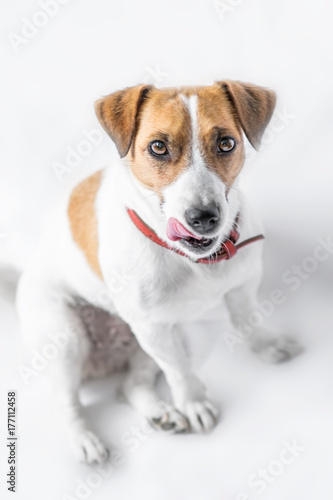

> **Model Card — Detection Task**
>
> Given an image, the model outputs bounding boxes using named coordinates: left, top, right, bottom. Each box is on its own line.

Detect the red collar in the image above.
left=127, top=208, right=264, bottom=264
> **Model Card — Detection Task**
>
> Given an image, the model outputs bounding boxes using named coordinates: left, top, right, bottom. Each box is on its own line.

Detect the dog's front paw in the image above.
left=172, top=376, right=219, bottom=433
left=251, top=334, right=304, bottom=364
left=149, top=402, right=189, bottom=434
left=70, top=429, right=109, bottom=465
left=181, top=399, right=219, bottom=433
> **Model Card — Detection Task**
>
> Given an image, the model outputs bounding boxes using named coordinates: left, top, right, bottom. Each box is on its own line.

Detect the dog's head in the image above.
left=95, top=81, right=276, bottom=259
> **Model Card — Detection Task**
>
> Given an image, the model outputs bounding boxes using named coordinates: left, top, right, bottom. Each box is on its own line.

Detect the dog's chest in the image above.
left=110, top=249, right=251, bottom=324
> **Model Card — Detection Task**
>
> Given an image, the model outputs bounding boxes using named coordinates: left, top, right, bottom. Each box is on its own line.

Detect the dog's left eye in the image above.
left=218, top=137, right=235, bottom=153
left=149, top=141, right=168, bottom=156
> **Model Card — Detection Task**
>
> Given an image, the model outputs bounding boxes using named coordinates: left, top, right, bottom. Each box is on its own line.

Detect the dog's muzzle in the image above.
left=185, top=204, right=220, bottom=235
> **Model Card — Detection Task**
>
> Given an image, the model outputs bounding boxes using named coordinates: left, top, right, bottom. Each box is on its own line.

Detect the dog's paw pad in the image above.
left=183, top=400, right=219, bottom=433
left=71, top=430, right=109, bottom=465
left=252, top=335, right=304, bottom=364
left=149, top=404, right=189, bottom=434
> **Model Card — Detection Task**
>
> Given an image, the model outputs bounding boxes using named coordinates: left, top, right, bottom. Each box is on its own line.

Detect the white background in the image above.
left=1, top=0, right=333, bottom=499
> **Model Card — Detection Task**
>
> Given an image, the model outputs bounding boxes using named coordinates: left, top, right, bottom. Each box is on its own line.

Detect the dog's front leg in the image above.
left=225, top=278, right=303, bottom=363
left=130, top=321, right=218, bottom=433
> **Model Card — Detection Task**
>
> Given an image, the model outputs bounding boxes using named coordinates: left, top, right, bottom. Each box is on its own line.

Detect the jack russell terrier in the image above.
left=16, top=80, right=303, bottom=464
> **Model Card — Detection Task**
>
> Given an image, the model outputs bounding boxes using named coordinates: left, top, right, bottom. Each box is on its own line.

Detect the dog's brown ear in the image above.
left=217, top=81, right=276, bottom=150
left=94, top=84, right=153, bottom=157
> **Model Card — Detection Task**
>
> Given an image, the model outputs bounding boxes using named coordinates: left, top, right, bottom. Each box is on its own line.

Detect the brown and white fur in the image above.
left=16, top=81, right=302, bottom=464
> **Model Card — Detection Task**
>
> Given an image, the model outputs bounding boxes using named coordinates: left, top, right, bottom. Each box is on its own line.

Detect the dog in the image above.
left=16, top=80, right=303, bottom=464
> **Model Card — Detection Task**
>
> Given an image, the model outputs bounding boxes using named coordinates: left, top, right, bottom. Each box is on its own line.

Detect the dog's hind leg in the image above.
left=55, top=378, right=109, bottom=465
left=53, top=327, right=110, bottom=465
left=16, top=279, right=109, bottom=464
left=123, top=348, right=189, bottom=433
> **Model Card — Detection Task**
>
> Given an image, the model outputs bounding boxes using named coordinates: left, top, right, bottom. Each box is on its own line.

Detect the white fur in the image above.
left=163, top=95, right=230, bottom=259
left=16, top=98, right=302, bottom=463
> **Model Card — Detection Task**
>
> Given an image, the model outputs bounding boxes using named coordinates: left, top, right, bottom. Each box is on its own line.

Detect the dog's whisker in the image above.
left=227, top=185, right=242, bottom=193
left=141, top=192, right=158, bottom=200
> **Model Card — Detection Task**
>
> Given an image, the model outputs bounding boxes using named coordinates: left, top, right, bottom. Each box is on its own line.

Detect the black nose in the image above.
left=185, top=205, right=220, bottom=234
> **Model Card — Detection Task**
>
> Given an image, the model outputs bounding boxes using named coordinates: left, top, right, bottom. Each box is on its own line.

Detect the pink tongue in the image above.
left=167, top=217, right=201, bottom=241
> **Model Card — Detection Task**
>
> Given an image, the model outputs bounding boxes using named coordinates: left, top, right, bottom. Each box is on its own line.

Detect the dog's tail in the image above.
left=0, top=264, right=21, bottom=303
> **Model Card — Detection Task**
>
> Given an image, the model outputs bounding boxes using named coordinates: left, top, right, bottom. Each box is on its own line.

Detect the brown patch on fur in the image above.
left=68, top=171, right=103, bottom=279
left=218, top=80, right=276, bottom=150
left=94, top=81, right=276, bottom=196
left=94, top=85, right=153, bottom=158
left=196, top=84, right=245, bottom=188
left=129, top=83, right=275, bottom=193
left=129, top=89, right=192, bottom=196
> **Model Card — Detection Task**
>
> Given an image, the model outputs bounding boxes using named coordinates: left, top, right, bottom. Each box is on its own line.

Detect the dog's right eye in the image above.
left=149, top=141, right=168, bottom=157
left=218, top=137, right=235, bottom=153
